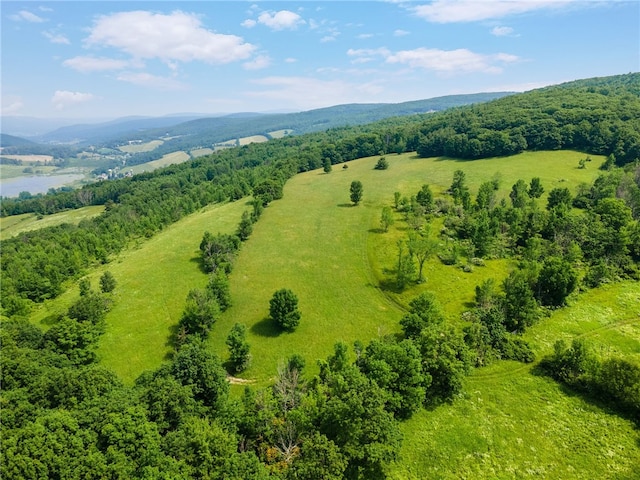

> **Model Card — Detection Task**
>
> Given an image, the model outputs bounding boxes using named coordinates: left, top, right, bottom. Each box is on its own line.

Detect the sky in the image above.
left=2, top=0, right=639, bottom=119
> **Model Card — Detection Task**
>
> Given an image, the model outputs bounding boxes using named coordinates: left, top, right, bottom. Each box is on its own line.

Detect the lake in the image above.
left=0, top=174, right=85, bottom=198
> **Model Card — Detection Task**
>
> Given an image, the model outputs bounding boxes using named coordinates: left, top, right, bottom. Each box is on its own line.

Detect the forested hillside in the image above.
left=1, top=73, right=639, bottom=479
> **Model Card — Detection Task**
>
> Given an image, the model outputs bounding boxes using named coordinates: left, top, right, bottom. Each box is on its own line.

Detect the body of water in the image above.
left=0, top=174, right=85, bottom=198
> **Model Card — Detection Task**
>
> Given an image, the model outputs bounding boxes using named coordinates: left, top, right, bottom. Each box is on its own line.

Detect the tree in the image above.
left=400, top=291, right=445, bottom=339
left=356, top=338, right=426, bottom=419
left=236, top=210, right=254, bottom=241
left=416, top=184, right=434, bottom=212
left=207, top=270, right=231, bottom=311
left=547, top=187, right=573, bottom=211
left=253, top=179, right=283, bottom=206
left=416, top=325, right=471, bottom=405
left=99, top=271, right=116, bottom=293
left=450, top=170, right=470, bottom=209
left=170, top=341, right=229, bottom=409
left=323, top=157, right=332, bottom=174
left=535, top=257, right=578, bottom=307
left=350, top=180, right=363, bottom=205
left=528, top=177, right=544, bottom=198
left=374, top=157, right=389, bottom=170
left=226, top=323, right=251, bottom=374
left=502, top=269, right=538, bottom=332
left=270, top=289, right=301, bottom=331
left=407, top=230, right=437, bottom=282
left=509, top=179, right=529, bottom=208
left=380, top=206, right=394, bottom=232
left=79, top=278, right=91, bottom=297
left=179, top=289, right=220, bottom=338
left=395, top=239, right=415, bottom=290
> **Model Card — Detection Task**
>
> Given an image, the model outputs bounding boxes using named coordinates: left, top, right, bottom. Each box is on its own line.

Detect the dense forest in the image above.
left=1, top=73, right=639, bottom=479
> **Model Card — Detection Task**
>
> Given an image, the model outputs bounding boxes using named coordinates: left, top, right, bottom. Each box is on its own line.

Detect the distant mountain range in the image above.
left=1, top=92, right=513, bottom=152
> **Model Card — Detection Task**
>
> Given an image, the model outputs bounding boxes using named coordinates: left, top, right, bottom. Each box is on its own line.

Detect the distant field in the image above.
left=238, top=135, right=269, bottom=146
left=268, top=129, right=293, bottom=139
left=118, top=140, right=164, bottom=153
left=129, top=151, right=191, bottom=174
left=0, top=154, right=54, bottom=163
left=190, top=147, right=214, bottom=157
left=0, top=205, right=105, bottom=240
left=0, top=164, right=57, bottom=179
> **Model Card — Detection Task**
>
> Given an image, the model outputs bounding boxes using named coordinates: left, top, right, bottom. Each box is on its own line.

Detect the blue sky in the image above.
left=2, top=1, right=638, bottom=118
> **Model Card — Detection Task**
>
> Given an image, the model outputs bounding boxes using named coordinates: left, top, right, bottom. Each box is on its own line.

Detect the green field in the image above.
left=29, top=150, right=639, bottom=476
left=129, top=150, right=191, bottom=174
left=117, top=140, right=164, bottom=153
left=0, top=205, right=105, bottom=240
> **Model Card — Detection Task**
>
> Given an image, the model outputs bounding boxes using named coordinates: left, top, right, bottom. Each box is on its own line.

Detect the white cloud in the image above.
left=243, top=55, right=271, bottom=70
left=10, top=10, right=46, bottom=23
left=246, top=76, right=384, bottom=110
left=51, top=90, right=95, bottom=110
left=241, top=19, right=257, bottom=28
left=412, top=0, right=573, bottom=23
left=116, top=72, right=186, bottom=90
left=1, top=96, right=24, bottom=115
left=358, top=33, right=374, bottom=39
left=63, top=56, right=130, bottom=73
left=386, top=47, right=519, bottom=74
left=347, top=48, right=392, bottom=64
left=43, top=31, right=70, bottom=44
left=85, top=10, right=255, bottom=64
left=256, top=10, right=305, bottom=30
left=285, top=58, right=298, bottom=63
left=394, top=29, right=410, bottom=37
left=491, top=26, right=516, bottom=36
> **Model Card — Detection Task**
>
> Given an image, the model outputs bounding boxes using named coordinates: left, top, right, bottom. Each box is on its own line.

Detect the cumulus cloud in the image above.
left=10, top=10, right=46, bottom=23
left=51, top=90, right=95, bottom=110
left=255, top=10, right=306, bottom=30
left=116, top=72, right=185, bottom=90
left=394, top=29, right=410, bottom=37
left=85, top=10, right=255, bottom=64
left=63, top=56, right=130, bottom=73
left=243, top=55, right=271, bottom=70
left=43, top=31, right=70, bottom=44
left=1, top=96, right=24, bottom=115
left=491, top=26, right=516, bottom=36
left=246, top=76, right=383, bottom=110
left=386, top=47, right=519, bottom=74
left=412, top=0, right=572, bottom=23
left=347, top=48, right=392, bottom=64
left=348, top=46, right=519, bottom=74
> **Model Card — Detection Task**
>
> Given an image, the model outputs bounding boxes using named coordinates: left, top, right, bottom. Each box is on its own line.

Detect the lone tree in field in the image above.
left=270, top=289, right=301, bottom=331
left=350, top=180, right=363, bottom=205
left=323, top=157, right=332, bottom=173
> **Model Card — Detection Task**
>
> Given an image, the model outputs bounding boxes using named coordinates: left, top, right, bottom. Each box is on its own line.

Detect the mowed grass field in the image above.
left=26, top=149, right=639, bottom=476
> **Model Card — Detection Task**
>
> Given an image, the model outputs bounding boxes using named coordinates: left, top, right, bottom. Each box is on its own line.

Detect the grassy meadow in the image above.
left=26, top=149, right=639, bottom=476
left=0, top=205, right=104, bottom=241
left=129, top=151, right=191, bottom=175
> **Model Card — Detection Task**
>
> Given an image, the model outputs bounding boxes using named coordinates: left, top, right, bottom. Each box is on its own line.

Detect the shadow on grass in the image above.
left=189, top=253, right=211, bottom=275
left=251, top=317, right=282, bottom=337
left=530, top=363, right=640, bottom=428
left=164, top=324, right=181, bottom=360
left=369, top=227, right=386, bottom=234
left=337, top=203, right=356, bottom=208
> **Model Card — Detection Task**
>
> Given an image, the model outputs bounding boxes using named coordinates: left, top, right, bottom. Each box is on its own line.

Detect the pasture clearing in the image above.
left=238, top=135, right=269, bottom=146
